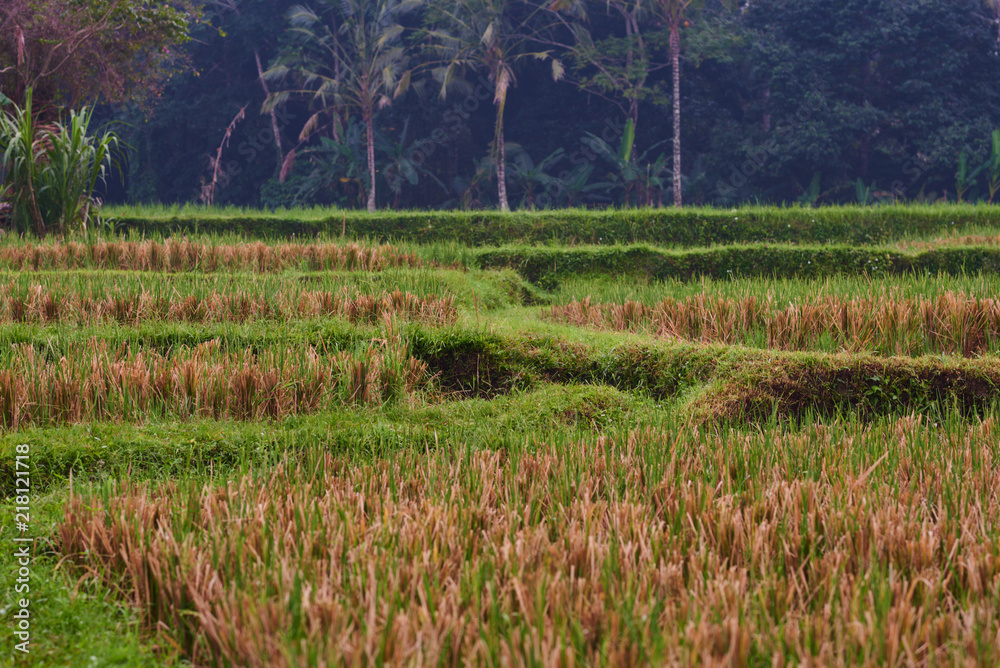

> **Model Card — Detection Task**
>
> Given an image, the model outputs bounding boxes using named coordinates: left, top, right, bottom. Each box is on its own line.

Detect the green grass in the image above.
left=475, top=242, right=1000, bottom=286
left=551, top=270, right=1000, bottom=305
left=0, top=266, right=527, bottom=312
left=102, top=202, right=1000, bottom=247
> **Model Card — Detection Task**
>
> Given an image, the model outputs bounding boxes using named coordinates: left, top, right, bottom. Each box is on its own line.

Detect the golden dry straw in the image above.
left=59, top=418, right=1000, bottom=666
left=0, top=338, right=427, bottom=430
left=0, top=239, right=420, bottom=272
left=896, top=233, right=1000, bottom=251
left=0, top=285, right=456, bottom=326
left=546, top=291, right=1000, bottom=356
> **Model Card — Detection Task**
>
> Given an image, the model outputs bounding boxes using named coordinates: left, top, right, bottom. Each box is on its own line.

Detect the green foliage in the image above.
left=378, top=118, right=448, bottom=208
left=280, top=118, right=369, bottom=208
left=506, top=146, right=567, bottom=209
left=476, top=243, right=1000, bottom=285
left=104, top=202, right=1000, bottom=247
left=263, top=0, right=418, bottom=212
left=988, top=130, right=1000, bottom=204
left=855, top=178, right=874, bottom=206
left=725, top=0, right=1000, bottom=205
left=581, top=123, right=672, bottom=206
left=796, top=172, right=822, bottom=207
left=94, top=0, right=1000, bottom=209
left=0, top=90, right=118, bottom=236
left=423, top=0, right=563, bottom=211
left=0, top=0, right=194, bottom=114
left=546, top=1, right=668, bottom=128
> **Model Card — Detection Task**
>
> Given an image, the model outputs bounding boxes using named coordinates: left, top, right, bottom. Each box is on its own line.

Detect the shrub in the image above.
left=0, top=89, right=118, bottom=236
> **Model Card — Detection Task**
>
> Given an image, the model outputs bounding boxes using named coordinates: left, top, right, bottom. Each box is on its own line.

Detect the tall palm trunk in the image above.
left=365, top=112, right=376, bottom=213
left=495, top=98, right=509, bottom=212
left=670, top=24, right=682, bottom=208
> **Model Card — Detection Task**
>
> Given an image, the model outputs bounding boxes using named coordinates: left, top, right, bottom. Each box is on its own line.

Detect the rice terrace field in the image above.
left=5, top=204, right=1000, bottom=666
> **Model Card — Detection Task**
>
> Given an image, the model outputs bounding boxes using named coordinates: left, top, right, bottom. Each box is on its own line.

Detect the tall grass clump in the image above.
left=0, top=283, right=456, bottom=327
left=0, top=89, right=118, bottom=237
left=547, top=290, right=1000, bottom=356
left=0, top=337, right=428, bottom=430
left=0, top=238, right=420, bottom=272
left=58, top=416, right=1000, bottom=666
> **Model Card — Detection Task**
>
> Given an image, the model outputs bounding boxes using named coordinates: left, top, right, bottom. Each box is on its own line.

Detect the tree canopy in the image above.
left=31, top=0, right=1000, bottom=209
left=0, top=0, right=194, bottom=117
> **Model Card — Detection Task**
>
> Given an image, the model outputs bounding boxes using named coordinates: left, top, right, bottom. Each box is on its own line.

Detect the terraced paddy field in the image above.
left=4, top=208, right=1000, bottom=666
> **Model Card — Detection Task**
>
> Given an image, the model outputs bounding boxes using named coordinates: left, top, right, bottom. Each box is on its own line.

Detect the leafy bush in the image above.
left=105, top=203, right=1000, bottom=246
left=0, top=89, right=118, bottom=236
left=475, top=244, right=1000, bottom=285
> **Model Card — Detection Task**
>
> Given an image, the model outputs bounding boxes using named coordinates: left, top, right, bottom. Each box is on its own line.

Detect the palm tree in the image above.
left=548, top=0, right=702, bottom=207
left=264, top=0, right=418, bottom=212
left=653, top=0, right=700, bottom=208
left=423, top=0, right=563, bottom=212
left=544, top=0, right=663, bottom=166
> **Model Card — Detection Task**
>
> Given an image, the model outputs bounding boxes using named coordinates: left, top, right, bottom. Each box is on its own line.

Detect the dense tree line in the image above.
left=7, top=0, right=1000, bottom=210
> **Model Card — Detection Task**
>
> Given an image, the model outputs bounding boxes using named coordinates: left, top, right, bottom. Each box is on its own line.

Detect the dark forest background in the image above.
left=81, top=0, right=1000, bottom=209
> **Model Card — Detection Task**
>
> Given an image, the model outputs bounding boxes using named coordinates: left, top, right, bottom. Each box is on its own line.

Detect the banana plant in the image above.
left=583, top=118, right=671, bottom=206
left=988, top=130, right=1000, bottom=204
left=559, top=162, right=601, bottom=208
left=955, top=151, right=987, bottom=203
left=856, top=178, right=875, bottom=206
left=0, top=88, right=117, bottom=236
left=289, top=117, right=368, bottom=207
left=445, top=152, right=495, bottom=210
left=796, top=171, right=822, bottom=207
left=507, top=146, right=566, bottom=209
left=376, top=118, right=447, bottom=209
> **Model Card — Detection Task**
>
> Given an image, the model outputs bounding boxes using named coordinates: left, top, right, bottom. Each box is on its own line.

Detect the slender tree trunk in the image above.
left=365, top=113, right=376, bottom=213
left=995, top=3, right=1000, bottom=45
left=628, top=97, right=639, bottom=157
left=495, top=99, right=509, bottom=212
left=254, top=49, right=284, bottom=170
left=671, top=24, right=682, bottom=208
left=762, top=85, right=771, bottom=133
